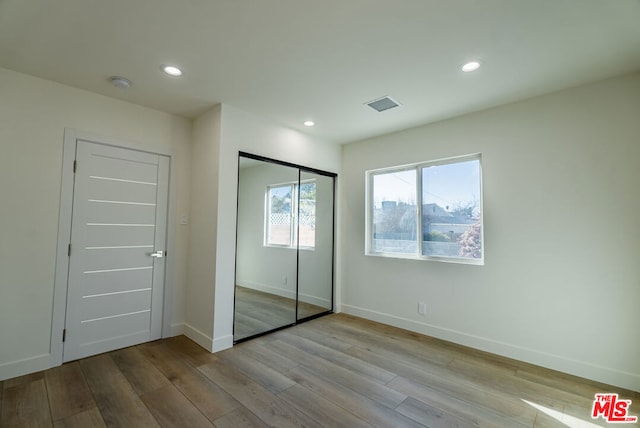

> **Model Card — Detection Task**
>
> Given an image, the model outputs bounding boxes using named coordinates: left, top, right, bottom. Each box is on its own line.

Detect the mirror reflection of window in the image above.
left=266, top=184, right=293, bottom=246
left=297, top=182, right=316, bottom=248
left=265, top=181, right=316, bottom=248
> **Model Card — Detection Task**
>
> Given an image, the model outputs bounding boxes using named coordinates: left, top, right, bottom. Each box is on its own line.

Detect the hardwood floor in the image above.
left=234, top=286, right=329, bottom=341
left=1, top=313, right=638, bottom=427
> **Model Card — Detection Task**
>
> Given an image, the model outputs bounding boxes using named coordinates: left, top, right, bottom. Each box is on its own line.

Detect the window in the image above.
left=266, top=181, right=316, bottom=248
left=366, top=154, right=483, bottom=264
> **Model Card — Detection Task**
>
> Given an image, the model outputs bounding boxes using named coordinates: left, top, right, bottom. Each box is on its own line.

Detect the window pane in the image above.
left=298, top=182, right=316, bottom=248
left=421, top=159, right=481, bottom=259
left=268, top=185, right=292, bottom=246
left=372, top=170, right=418, bottom=254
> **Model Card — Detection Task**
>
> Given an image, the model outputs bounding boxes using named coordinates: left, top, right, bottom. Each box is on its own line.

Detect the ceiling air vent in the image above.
left=366, top=96, right=401, bottom=112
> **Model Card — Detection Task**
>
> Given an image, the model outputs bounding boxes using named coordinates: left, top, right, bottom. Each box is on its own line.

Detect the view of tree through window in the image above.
left=368, top=155, right=483, bottom=263
left=266, top=182, right=316, bottom=248
left=421, top=159, right=481, bottom=258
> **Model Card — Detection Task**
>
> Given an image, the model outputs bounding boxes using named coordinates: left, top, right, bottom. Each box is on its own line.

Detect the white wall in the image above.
left=0, top=67, right=192, bottom=380
left=184, top=106, right=221, bottom=350
left=341, top=72, right=640, bottom=391
left=210, top=104, right=341, bottom=350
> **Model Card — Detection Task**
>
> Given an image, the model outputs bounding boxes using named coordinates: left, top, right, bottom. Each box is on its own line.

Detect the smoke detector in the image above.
left=365, top=96, right=401, bottom=112
left=109, top=76, right=132, bottom=89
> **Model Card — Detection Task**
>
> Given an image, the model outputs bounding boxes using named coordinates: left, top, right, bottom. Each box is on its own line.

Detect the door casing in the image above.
left=50, top=129, right=178, bottom=368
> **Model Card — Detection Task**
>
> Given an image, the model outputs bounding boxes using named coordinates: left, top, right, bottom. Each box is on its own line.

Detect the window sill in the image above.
left=365, top=251, right=484, bottom=266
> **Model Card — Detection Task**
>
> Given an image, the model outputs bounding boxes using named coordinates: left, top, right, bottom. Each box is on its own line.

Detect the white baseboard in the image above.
left=0, top=353, right=50, bottom=382
left=341, top=304, right=640, bottom=392
left=183, top=323, right=213, bottom=352
left=213, top=335, right=233, bottom=352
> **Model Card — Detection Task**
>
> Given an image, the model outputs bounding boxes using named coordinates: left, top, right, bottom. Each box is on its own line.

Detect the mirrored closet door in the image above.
left=234, top=153, right=335, bottom=342
left=297, top=170, right=334, bottom=320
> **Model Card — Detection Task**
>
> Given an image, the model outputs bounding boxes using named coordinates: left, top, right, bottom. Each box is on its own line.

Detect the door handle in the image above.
left=148, top=250, right=164, bottom=258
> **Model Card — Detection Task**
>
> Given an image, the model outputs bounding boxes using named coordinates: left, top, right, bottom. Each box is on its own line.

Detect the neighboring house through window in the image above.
left=366, top=154, right=483, bottom=264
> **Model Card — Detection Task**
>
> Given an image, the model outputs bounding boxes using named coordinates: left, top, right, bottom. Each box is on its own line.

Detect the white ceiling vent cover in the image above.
left=366, top=96, right=401, bottom=112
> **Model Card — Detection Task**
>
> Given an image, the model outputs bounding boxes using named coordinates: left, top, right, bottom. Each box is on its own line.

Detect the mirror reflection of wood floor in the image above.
left=234, top=286, right=329, bottom=341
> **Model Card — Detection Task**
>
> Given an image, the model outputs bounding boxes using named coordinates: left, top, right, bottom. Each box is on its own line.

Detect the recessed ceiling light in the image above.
left=161, top=65, right=183, bottom=77
left=109, top=76, right=132, bottom=89
left=303, top=120, right=315, bottom=127
left=461, top=61, right=481, bottom=72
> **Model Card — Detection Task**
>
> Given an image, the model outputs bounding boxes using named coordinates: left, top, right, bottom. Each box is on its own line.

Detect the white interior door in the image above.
left=63, top=141, right=169, bottom=362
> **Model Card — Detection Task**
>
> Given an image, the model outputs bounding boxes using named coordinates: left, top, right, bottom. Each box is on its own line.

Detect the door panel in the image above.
left=87, top=179, right=158, bottom=204
left=80, top=289, right=152, bottom=321
left=84, top=224, right=156, bottom=247
left=85, top=202, right=156, bottom=224
left=63, top=141, right=169, bottom=362
left=82, top=268, right=153, bottom=296
left=89, top=154, right=159, bottom=182
left=80, top=311, right=152, bottom=346
left=82, top=247, right=152, bottom=272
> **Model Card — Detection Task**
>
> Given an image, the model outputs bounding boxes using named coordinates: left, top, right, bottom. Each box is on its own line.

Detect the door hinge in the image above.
left=73, top=160, right=77, bottom=173
left=62, top=329, right=66, bottom=342
left=68, top=243, right=72, bottom=257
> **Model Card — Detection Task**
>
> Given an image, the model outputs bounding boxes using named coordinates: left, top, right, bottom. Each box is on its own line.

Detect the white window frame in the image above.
left=264, top=180, right=316, bottom=250
left=365, top=153, right=484, bottom=265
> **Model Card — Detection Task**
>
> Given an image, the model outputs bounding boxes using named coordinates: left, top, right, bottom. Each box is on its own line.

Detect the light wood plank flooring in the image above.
left=234, top=286, right=329, bottom=341
left=1, top=313, right=638, bottom=427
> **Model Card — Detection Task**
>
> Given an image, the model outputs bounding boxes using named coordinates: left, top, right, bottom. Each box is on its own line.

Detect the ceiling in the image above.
left=1, top=0, right=639, bottom=144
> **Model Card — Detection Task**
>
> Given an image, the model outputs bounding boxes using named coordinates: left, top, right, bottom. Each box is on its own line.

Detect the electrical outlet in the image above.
left=418, top=302, right=427, bottom=316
